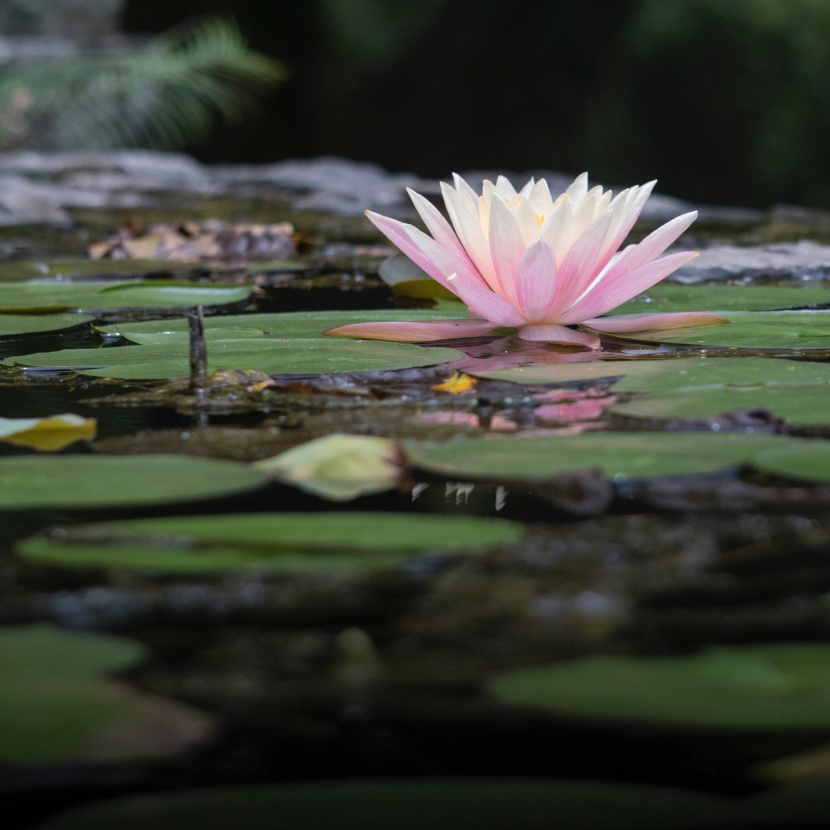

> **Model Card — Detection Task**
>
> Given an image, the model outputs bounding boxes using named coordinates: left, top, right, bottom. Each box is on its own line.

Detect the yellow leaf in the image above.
left=432, top=372, right=477, bottom=394
left=255, top=434, right=400, bottom=501
left=0, top=414, right=97, bottom=451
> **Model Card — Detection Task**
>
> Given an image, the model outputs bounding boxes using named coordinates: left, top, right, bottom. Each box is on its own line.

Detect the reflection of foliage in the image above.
left=0, top=17, right=285, bottom=151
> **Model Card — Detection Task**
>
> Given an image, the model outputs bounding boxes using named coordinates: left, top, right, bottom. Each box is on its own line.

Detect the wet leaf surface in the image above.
left=0, top=312, right=94, bottom=338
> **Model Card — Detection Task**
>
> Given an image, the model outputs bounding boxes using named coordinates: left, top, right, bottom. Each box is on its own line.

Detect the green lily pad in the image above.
left=97, top=308, right=467, bottom=341
left=608, top=310, right=830, bottom=349
left=753, top=442, right=830, bottom=484
left=0, top=281, right=251, bottom=312
left=471, top=356, right=828, bottom=391
left=0, top=625, right=212, bottom=763
left=35, top=779, right=732, bottom=830
left=488, top=643, right=830, bottom=732
left=0, top=311, right=93, bottom=338
left=612, top=384, right=830, bottom=426
left=0, top=258, right=195, bottom=283
left=16, top=512, right=525, bottom=573
left=0, top=455, right=267, bottom=510
left=612, top=283, right=830, bottom=315
left=403, top=433, right=804, bottom=481
left=6, top=310, right=465, bottom=378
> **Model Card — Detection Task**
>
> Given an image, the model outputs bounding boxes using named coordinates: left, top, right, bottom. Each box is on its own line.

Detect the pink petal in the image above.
left=515, top=240, right=558, bottom=321
left=551, top=209, right=615, bottom=311
left=558, top=251, right=700, bottom=323
left=324, top=319, right=497, bottom=342
left=406, top=188, right=475, bottom=267
left=488, top=194, right=525, bottom=307
left=593, top=181, right=656, bottom=273
left=517, top=324, right=601, bottom=349
left=605, top=210, right=698, bottom=278
left=450, top=277, right=527, bottom=327
left=366, top=211, right=486, bottom=293
left=441, top=182, right=502, bottom=294
left=580, top=311, right=730, bottom=333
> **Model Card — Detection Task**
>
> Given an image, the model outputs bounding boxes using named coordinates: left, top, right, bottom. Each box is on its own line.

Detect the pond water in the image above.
left=3, top=198, right=830, bottom=830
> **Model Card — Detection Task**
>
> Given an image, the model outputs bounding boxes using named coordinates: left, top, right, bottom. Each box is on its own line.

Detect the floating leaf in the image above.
left=0, top=258, right=195, bottom=283
left=35, top=778, right=732, bottom=830
left=612, top=283, right=830, bottom=315
left=403, top=433, right=804, bottom=481
left=612, top=384, right=830, bottom=426
left=17, top=512, right=525, bottom=573
left=255, top=435, right=400, bottom=501
left=432, top=372, right=477, bottom=394
left=606, top=310, right=830, bottom=349
left=0, top=311, right=93, bottom=338
left=0, top=413, right=96, bottom=451
left=0, top=625, right=212, bottom=764
left=98, top=309, right=467, bottom=341
left=488, top=643, right=830, bottom=731
left=753, top=442, right=830, bottom=484
left=0, top=455, right=267, bottom=510
left=6, top=310, right=465, bottom=378
left=471, top=356, right=828, bottom=391
left=0, top=281, right=251, bottom=312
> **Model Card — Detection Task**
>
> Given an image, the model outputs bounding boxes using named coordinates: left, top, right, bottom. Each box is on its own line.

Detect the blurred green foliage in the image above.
left=0, top=17, right=284, bottom=151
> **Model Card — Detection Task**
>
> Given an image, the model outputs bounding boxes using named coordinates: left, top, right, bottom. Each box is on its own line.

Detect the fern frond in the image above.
left=0, top=17, right=286, bottom=150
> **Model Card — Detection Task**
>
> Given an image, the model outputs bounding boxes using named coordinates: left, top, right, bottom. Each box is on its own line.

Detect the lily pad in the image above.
left=6, top=310, right=465, bottom=378
left=470, top=356, right=828, bottom=391
left=0, top=311, right=93, bottom=338
left=753, top=442, right=830, bottom=484
left=607, top=310, right=830, bottom=349
left=16, top=512, right=525, bottom=573
left=98, top=308, right=467, bottom=341
left=0, top=281, right=251, bottom=312
left=487, top=643, right=830, bottom=732
left=0, top=258, right=195, bottom=283
left=612, top=384, right=830, bottom=426
left=403, top=433, right=804, bottom=481
left=36, top=778, right=830, bottom=830
left=0, top=625, right=212, bottom=764
left=612, top=283, right=830, bottom=315
left=0, top=455, right=267, bottom=510
left=35, top=779, right=732, bottom=830
left=0, top=413, right=96, bottom=451
left=255, top=435, right=400, bottom=500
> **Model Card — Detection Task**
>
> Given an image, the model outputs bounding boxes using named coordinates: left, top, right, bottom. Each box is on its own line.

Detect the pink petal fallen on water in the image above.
left=323, top=318, right=497, bottom=342
left=580, top=311, right=729, bottom=333
left=535, top=395, right=617, bottom=423
left=517, top=324, right=601, bottom=349
left=415, top=411, right=518, bottom=432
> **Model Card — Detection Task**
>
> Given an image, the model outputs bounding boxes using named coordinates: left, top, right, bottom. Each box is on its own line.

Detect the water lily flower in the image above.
left=325, top=173, right=728, bottom=349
